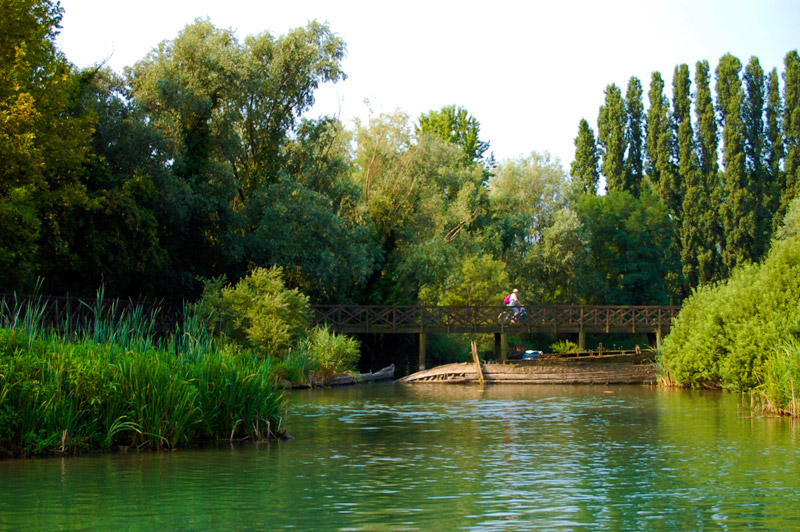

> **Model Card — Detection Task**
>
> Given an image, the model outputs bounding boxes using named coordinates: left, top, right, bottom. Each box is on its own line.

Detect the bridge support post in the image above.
left=418, top=332, right=426, bottom=370
left=578, top=330, right=586, bottom=350
left=647, top=332, right=664, bottom=350
left=495, top=332, right=508, bottom=362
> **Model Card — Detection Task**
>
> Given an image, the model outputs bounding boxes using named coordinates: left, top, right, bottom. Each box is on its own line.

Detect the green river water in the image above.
left=1, top=383, right=799, bottom=531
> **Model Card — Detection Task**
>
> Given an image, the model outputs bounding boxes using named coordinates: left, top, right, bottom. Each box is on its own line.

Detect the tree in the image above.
left=537, top=209, right=591, bottom=304
left=672, top=64, right=704, bottom=292
left=624, top=76, right=645, bottom=195
left=419, top=253, right=509, bottom=307
left=417, top=105, right=490, bottom=164
left=489, top=152, right=569, bottom=251
left=743, top=56, right=770, bottom=257
left=695, top=61, right=719, bottom=183
left=570, top=118, right=600, bottom=196
left=672, top=64, right=695, bottom=180
left=352, top=109, right=489, bottom=304
left=127, top=19, right=243, bottom=292
left=233, top=22, right=347, bottom=195
left=0, top=0, right=93, bottom=291
left=781, top=50, right=800, bottom=220
left=127, top=19, right=240, bottom=186
left=597, top=83, right=626, bottom=191
left=41, top=67, right=168, bottom=296
left=716, top=53, right=753, bottom=270
left=245, top=178, right=377, bottom=302
left=694, top=59, right=723, bottom=282
left=646, top=71, right=679, bottom=216
left=765, top=68, right=785, bottom=233
left=576, top=190, right=679, bottom=305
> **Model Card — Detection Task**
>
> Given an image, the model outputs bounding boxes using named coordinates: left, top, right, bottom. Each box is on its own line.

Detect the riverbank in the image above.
left=0, top=328, right=286, bottom=458
left=399, top=351, right=656, bottom=385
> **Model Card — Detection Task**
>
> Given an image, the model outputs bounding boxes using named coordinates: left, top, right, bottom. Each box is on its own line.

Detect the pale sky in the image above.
left=57, top=0, right=799, bottom=168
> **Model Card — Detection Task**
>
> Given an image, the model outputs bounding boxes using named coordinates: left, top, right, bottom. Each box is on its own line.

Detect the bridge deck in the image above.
left=311, top=305, right=679, bottom=335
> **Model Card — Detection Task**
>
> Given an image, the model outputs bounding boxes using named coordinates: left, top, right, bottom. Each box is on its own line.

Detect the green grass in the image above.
left=0, top=293, right=287, bottom=457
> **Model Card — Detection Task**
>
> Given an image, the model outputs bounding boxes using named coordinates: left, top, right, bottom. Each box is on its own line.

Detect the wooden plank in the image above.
left=471, top=341, right=485, bottom=385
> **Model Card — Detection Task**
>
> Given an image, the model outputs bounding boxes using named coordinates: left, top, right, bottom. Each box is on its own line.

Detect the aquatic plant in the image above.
left=0, top=294, right=286, bottom=457
left=756, top=339, right=800, bottom=416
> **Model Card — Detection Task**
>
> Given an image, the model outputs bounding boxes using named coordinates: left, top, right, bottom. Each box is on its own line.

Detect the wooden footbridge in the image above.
left=0, top=293, right=679, bottom=370
left=311, top=304, right=679, bottom=368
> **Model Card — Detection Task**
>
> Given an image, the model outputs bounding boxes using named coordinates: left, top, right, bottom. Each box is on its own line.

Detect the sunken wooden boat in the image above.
left=398, top=350, right=656, bottom=385
left=328, top=364, right=395, bottom=386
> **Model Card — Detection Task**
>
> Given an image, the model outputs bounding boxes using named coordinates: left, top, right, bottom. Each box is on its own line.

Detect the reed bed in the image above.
left=757, top=339, right=800, bottom=416
left=0, top=292, right=286, bottom=457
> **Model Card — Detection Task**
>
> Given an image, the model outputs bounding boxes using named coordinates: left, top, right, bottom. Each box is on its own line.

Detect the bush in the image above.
left=296, top=326, right=360, bottom=384
left=549, top=339, right=579, bottom=353
left=661, top=197, right=800, bottom=391
left=194, top=267, right=310, bottom=358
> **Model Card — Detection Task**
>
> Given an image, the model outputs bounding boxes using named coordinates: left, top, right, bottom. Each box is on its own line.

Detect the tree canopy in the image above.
left=3, top=2, right=800, bottom=324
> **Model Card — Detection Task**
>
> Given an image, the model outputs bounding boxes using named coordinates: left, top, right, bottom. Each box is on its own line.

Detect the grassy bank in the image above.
left=0, top=296, right=286, bottom=457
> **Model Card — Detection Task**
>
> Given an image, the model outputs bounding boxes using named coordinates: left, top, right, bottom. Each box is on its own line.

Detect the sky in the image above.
left=56, top=0, right=799, bottom=168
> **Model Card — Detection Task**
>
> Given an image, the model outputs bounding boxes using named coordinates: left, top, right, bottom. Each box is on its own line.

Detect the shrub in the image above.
left=549, top=339, right=580, bottom=353
left=296, top=326, right=360, bottom=384
left=661, top=197, right=800, bottom=391
left=194, top=267, right=310, bottom=358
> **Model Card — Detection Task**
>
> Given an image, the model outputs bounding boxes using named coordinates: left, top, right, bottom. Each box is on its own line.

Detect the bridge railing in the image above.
left=311, top=305, right=680, bottom=335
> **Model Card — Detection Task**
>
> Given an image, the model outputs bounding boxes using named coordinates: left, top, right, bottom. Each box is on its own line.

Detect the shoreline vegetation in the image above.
left=0, top=269, right=362, bottom=458
left=3, top=2, right=800, bottom=456
left=658, top=196, right=800, bottom=416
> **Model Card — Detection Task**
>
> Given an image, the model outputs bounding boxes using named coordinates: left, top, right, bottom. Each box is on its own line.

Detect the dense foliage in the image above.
left=660, top=197, right=800, bottom=395
left=0, top=298, right=286, bottom=456
left=4, top=1, right=799, bottom=312
left=2, top=1, right=800, bottom=403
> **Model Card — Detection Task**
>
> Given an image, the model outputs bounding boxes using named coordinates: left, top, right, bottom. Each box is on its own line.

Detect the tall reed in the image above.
left=757, top=339, right=800, bottom=416
left=0, top=292, right=287, bottom=457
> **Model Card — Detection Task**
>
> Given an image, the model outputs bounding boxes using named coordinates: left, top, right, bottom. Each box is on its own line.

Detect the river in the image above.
left=1, top=383, right=799, bottom=531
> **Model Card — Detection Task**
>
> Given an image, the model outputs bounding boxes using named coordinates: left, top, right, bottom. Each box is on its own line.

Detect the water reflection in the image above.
left=1, top=383, right=798, bottom=531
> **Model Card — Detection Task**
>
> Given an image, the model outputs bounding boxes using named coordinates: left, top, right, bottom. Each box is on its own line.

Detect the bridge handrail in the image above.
left=310, top=304, right=680, bottom=333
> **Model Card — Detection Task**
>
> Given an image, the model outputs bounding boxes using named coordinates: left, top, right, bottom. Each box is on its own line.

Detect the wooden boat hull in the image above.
left=398, top=353, right=656, bottom=385
left=328, top=364, right=395, bottom=386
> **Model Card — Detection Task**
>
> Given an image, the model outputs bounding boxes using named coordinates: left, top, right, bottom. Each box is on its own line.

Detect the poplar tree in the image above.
left=694, top=60, right=722, bottom=282
left=716, top=53, right=752, bottom=270
left=570, top=118, right=600, bottom=195
left=764, top=68, right=785, bottom=232
left=672, top=65, right=695, bottom=178
left=743, top=56, right=770, bottom=256
left=624, top=76, right=644, bottom=195
left=673, top=64, right=702, bottom=291
left=646, top=72, right=679, bottom=214
left=597, top=83, right=626, bottom=192
left=782, top=50, right=800, bottom=218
